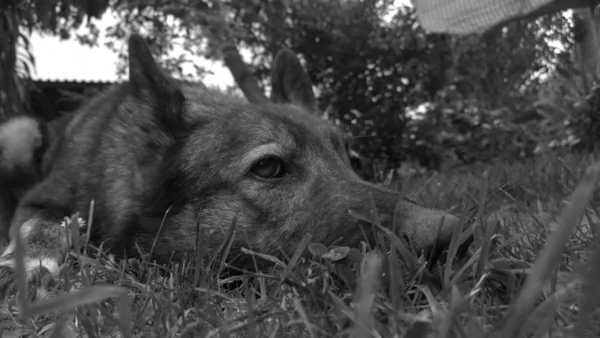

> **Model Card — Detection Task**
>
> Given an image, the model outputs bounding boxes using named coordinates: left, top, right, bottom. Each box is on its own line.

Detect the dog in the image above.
left=0, top=115, right=51, bottom=245
left=0, top=35, right=462, bottom=298
left=0, top=112, right=75, bottom=247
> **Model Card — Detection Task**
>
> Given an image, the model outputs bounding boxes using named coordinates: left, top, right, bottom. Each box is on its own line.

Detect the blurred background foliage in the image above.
left=2, top=0, right=600, bottom=179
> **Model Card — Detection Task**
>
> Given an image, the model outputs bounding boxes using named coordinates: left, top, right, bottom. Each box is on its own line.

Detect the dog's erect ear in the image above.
left=128, top=34, right=168, bottom=91
left=128, top=34, right=185, bottom=126
left=270, top=49, right=318, bottom=113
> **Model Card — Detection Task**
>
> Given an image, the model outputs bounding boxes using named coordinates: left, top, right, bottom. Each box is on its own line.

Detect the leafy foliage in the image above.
left=0, top=0, right=110, bottom=121
left=84, top=0, right=577, bottom=173
left=572, top=79, right=600, bottom=152
left=2, top=0, right=586, bottom=171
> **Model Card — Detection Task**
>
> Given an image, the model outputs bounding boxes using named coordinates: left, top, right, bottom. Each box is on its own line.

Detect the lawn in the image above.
left=2, top=150, right=600, bottom=337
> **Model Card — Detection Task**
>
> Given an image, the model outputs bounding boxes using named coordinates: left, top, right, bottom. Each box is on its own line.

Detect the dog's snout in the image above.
left=341, top=180, right=463, bottom=254
left=359, top=192, right=462, bottom=253
left=401, top=205, right=461, bottom=252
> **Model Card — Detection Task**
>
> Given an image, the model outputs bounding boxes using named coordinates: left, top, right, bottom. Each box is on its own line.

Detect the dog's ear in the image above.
left=128, top=34, right=185, bottom=126
left=270, top=49, right=318, bottom=113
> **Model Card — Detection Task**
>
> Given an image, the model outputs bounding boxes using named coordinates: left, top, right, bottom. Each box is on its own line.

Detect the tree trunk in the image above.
left=0, top=7, right=28, bottom=122
left=190, top=1, right=269, bottom=104
left=219, top=44, right=269, bottom=104
left=573, top=6, right=600, bottom=90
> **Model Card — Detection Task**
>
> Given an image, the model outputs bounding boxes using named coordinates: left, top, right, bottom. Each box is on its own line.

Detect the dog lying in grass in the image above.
left=0, top=35, right=462, bottom=299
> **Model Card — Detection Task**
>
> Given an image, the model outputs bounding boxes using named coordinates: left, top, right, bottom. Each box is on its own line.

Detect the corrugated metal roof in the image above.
left=32, top=74, right=121, bottom=84
left=33, top=78, right=119, bottom=85
left=32, top=76, right=204, bottom=86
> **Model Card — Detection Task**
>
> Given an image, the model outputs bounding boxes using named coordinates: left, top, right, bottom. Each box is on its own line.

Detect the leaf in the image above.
left=501, top=163, right=600, bottom=337
left=347, top=248, right=363, bottom=263
left=34, top=0, right=57, bottom=27
left=279, top=233, right=312, bottom=285
left=405, top=321, right=434, bottom=338
left=335, top=262, right=358, bottom=291
left=293, top=297, right=315, bottom=338
left=323, top=246, right=350, bottom=261
left=351, top=252, right=382, bottom=338
left=240, top=248, right=286, bottom=268
left=489, top=258, right=531, bottom=271
left=307, top=243, right=328, bottom=257
left=24, top=285, right=128, bottom=318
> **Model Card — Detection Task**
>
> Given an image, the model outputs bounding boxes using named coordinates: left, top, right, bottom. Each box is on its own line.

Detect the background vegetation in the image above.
left=2, top=0, right=598, bottom=175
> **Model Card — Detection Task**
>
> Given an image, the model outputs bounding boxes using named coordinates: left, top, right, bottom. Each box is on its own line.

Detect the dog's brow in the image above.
left=240, top=143, right=282, bottom=170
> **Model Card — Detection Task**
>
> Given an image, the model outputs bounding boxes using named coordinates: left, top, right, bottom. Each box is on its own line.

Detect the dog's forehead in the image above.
left=257, top=104, right=344, bottom=146
left=181, top=84, right=343, bottom=147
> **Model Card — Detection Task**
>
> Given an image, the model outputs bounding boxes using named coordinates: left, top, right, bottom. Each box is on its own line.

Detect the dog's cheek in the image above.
left=279, top=179, right=365, bottom=247
left=239, top=182, right=331, bottom=252
left=191, top=196, right=265, bottom=251
left=237, top=187, right=309, bottom=254
left=233, top=179, right=356, bottom=255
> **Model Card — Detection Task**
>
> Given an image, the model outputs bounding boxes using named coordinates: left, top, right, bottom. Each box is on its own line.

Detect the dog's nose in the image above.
left=343, top=181, right=463, bottom=253
left=392, top=201, right=462, bottom=254
left=412, top=211, right=460, bottom=253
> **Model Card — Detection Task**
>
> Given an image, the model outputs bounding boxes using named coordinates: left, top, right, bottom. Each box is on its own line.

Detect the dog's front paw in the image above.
left=0, top=255, right=59, bottom=300
left=0, top=262, right=18, bottom=297
left=0, top=216, right=84, bottom=300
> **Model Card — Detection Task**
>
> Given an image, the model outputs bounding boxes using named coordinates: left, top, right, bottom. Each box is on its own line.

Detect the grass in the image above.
left=2, top=150, right=600, bottom=337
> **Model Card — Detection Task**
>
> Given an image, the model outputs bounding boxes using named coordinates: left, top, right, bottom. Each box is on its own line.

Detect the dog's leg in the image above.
left=0, top=172, right=78, bottom=299
left=0, top=189, right=16, bottom=246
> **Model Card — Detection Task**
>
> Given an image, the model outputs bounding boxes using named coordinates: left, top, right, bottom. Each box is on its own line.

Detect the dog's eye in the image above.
left=251, top=157, right=286, bottom=179
left=350, top=156, right=362, bottom=171
left=349, top=150, right=362, bottom=172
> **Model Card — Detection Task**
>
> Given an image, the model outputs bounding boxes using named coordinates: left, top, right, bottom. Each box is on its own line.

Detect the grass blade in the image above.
left=501, top=163, right=600, bottom=337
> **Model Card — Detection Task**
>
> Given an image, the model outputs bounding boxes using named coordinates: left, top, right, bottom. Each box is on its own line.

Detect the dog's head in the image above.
left=125, top=35, right=462, bottom=265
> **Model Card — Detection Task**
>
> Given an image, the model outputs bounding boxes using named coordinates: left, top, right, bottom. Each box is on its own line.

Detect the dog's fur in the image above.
left=0, top=35, right=462, bottom=297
